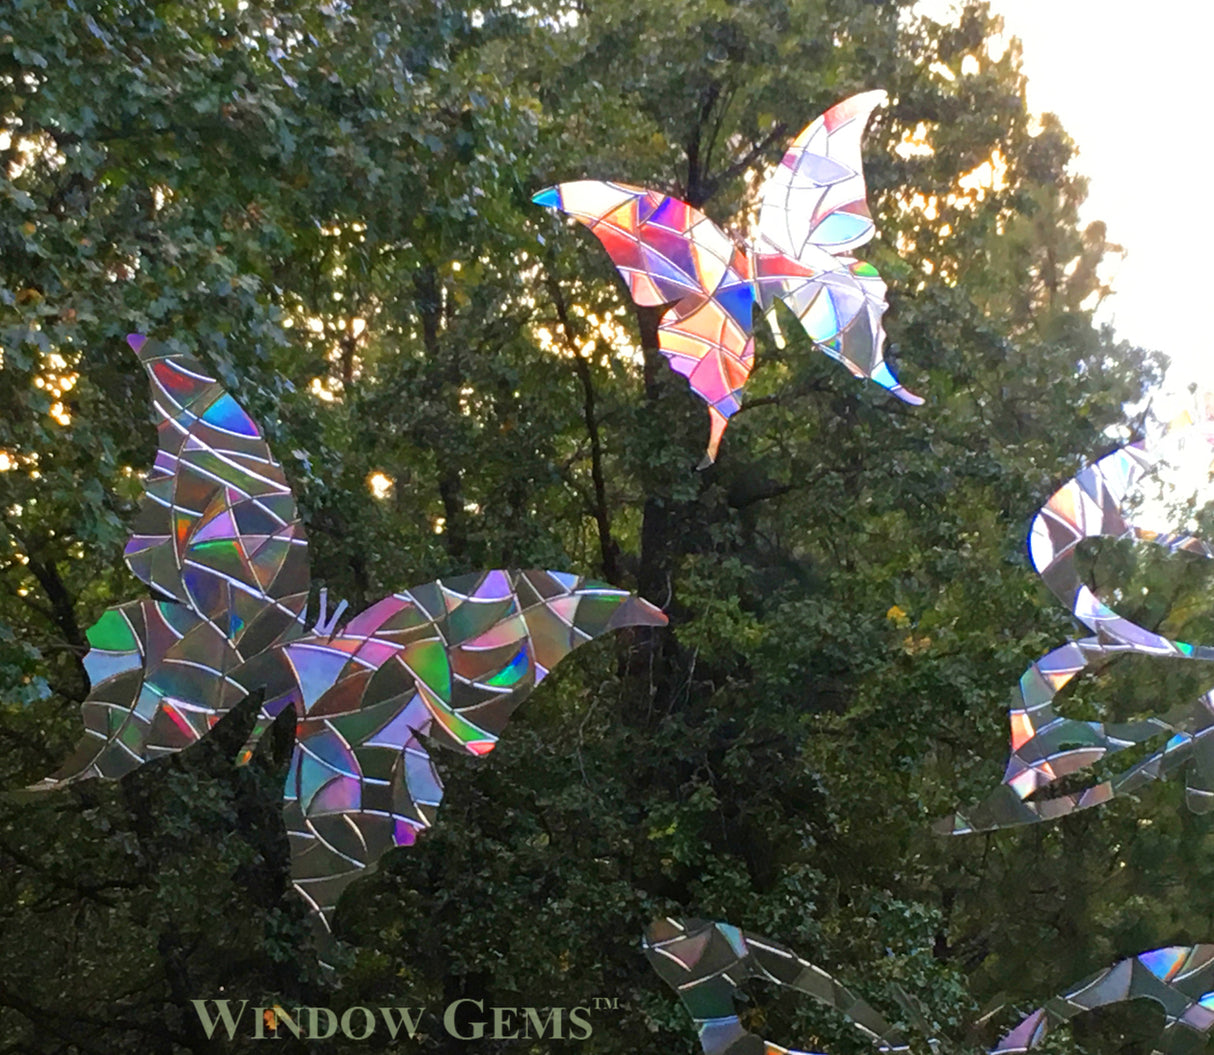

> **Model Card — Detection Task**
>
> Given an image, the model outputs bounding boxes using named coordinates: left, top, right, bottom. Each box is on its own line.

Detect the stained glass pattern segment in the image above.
left=266, top=569, right=667, bottom=939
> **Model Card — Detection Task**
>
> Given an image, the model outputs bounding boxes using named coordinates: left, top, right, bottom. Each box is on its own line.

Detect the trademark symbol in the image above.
left=591, top=997, right=622, bottom=1011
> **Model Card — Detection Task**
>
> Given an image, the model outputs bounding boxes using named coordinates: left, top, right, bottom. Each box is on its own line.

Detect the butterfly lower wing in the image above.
left=32, top=599, right=250, bottom=786
left=992, top=945, right=1214, bottom=1054
left=534, top=182, right=755, bottom=463
left=659, top=290, right=755, bottom=466
left=35, top=336, right=310, bottom=788
left=644, top=917, right=908, bottom=1054
left=754, top=92, right=921, bottom=404
left=261, top=570, right=665, bottom=953
left=757, top=251, right=922, bottom=405
left=123, top=334, right=309, bottom=651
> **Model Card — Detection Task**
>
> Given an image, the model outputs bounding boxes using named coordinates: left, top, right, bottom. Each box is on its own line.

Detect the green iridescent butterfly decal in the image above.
left=31, top=334, right=666, bottom=961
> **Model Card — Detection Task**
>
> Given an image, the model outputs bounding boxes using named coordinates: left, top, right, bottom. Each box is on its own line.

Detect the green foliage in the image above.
left=0, top=0, right=1192, bottom=1052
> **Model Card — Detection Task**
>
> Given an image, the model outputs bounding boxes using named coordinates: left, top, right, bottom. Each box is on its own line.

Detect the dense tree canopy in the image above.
left=0, top=0, right=1197, bottom=1052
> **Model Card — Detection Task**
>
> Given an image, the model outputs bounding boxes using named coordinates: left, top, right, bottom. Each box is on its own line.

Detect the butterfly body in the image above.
left=534, top=91, right=922, bottom=464
left=33, top=335, right=666, bottom=956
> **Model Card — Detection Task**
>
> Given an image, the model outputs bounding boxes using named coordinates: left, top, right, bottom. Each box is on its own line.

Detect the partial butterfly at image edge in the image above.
left=646, top=921, right=1214, bottom=1053
left=26, top=333, right=668, bottom=964
left=990, top=944, right=1214, bottom=1054
left=643, top=916, right=911, bottom=1054
left=938, top=410, right=1214, bottom=835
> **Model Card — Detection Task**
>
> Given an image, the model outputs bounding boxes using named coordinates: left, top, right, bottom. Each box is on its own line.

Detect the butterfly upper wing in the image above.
left=644, top=917, right=908, bottom=1054
left=992, top=945, right=1214, bottom=1054
left=534, top=181, right=755, bottom=464
left=252, top=569, right=665, bottom=953
left=121, top=334, right=309, bottom=646
left=756, top=91, right=886, bottom=261
left=34, top=335, right=309, bottom=787
left=754, top=91, right=922, bottom=405
left=940, top=429, right=1214, bottom=835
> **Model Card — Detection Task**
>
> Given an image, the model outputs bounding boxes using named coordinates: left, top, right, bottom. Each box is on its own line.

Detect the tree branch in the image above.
left=543, top=268, right=620, bottom=582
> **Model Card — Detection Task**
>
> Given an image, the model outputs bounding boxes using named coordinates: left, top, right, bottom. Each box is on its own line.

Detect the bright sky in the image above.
left=922, top=1, right=1214, bottom=398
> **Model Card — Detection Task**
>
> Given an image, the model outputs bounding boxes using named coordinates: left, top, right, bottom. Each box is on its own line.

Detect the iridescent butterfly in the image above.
left=939, top=409, right=1214, bottom=835
left=992, top=945, right=1214, bottom=1054
left=643, top=917, right=910, bottom=1054
left=534, top=91, right=922, bottom=466
left=30, top=334, right=666, bottom=962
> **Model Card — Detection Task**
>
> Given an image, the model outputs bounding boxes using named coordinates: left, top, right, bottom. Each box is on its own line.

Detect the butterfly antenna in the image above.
left=313, top=588, right=349, bottom=639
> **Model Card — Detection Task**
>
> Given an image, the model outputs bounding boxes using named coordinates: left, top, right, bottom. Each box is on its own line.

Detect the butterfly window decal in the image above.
left=938, top=409, right=1214, bottom=835
left=991, top=945, right=1214, bottom=1054
left=643, top=917, right=911, bottom=1054
left=643, top=923, right=1214, bottom=1054
left=534, top=91, right=923, bottom=466
left=29, top=334, right=667, bottom=962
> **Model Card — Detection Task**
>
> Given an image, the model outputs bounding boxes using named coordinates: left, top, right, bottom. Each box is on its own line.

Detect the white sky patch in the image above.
left=1122, top=397, right=1214, bottom=533
left=917, top=0, right=1214, bottom=407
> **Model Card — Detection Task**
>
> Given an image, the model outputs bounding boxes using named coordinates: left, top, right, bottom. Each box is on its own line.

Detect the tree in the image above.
left=0, top=0, right=1182, bottom=1052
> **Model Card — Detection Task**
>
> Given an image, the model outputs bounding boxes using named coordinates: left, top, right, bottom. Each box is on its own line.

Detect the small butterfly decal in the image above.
left=991, top=945, right=1214, bottom=1054
left=30, top=334, right=667, bottom=961
left=939, top=412, right=1214, bottom=835
left=643, top=917, right=909, bottom=1054
left=534, top=91, right=922, bottom=466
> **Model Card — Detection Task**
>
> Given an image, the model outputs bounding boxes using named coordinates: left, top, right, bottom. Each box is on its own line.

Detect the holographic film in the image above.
left=941, top=412, right=1214, bottom=834
left=534, top=92, right=922, bottom=465
left=644, top=918, right=908, bottom=1054
left=32, top=335, right=667, bottom=958
left=992, top=945, right=1214, bottom=1055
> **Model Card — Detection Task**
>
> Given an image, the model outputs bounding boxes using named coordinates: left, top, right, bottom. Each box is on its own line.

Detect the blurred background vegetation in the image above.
left=0, top=0, right=1204, bottom=1051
